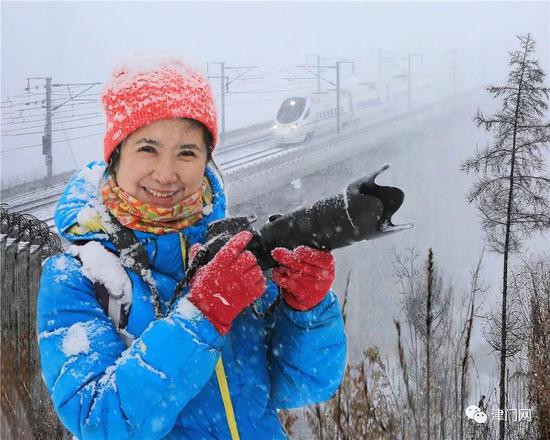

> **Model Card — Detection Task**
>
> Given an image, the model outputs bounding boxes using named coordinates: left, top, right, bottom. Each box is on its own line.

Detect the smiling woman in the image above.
left=102, top=119, right=212, bottom=232
left=36, top=54, right=347, bottom=440
left=114, top=119, right=210, bottom=206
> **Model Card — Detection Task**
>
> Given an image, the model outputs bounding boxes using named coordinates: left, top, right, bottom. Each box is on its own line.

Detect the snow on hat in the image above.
left=101, top=54, right=218, bottom=163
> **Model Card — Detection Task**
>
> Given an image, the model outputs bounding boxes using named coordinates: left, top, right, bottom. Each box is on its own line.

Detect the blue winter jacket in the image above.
left=37, top=161, right=347, bottom=440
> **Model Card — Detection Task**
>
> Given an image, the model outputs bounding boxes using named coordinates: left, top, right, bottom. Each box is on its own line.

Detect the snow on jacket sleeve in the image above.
left=37, top=253, right=224, bottom=440
left=267, top=288, right=347, bottom=409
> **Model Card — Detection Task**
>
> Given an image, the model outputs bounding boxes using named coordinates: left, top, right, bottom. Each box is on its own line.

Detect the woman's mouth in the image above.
left=143, top=187, right=179, bottom=198
left=142, top=186, right=180, bottom=204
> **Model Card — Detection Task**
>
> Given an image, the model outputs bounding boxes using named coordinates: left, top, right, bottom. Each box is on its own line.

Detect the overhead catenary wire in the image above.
left=227, top=84, right=316, bottom=94
left=0, top=99, right=46, bottom=109
left=1, top=100, right=100, bottom=118
left=1, top=105, right=46, bottom=114
left=57, top=118, right=79, bottom=168
left=2, top=63, right=342, bottom=157
left=1, top=111, right=103, bottom=126
left=1, top=111, right=101, bottom=126
left=1, top=91, right=46, bottom=103
left=1, top=86, right=42, bottom=97
left=0, top=131, right=103, bottom=153
left=2, top=122, right=104, bottom=137
left=2, top=114, right=104, bottom=133
left=50, top=93, right=101, bottom=102
left=1, top=99, right=46, bottom=110
left=226, top=95, right=307, bottom=105
left=50, top=83, right=100, bottom=111
left=1, top=101, right=101, bottom=121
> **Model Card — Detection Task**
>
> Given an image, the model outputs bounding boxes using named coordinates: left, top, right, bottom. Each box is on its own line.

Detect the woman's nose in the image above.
left=151, top=159, right=178, bottom=185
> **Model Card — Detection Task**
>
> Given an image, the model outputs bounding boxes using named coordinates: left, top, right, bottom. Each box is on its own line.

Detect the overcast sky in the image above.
left=2, top=1, right=548, bottom=88
left=1, top=1, right=549, bottom=185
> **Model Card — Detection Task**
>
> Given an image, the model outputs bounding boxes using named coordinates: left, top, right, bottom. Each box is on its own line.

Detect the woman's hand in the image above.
left=271, top=246, right=335, bottom=311
left=187, top=231, right=266, bottom=335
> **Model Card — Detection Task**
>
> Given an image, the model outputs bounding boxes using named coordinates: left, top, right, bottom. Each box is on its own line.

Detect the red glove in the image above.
left=187, top=231, right=266, bottom=335
left=271, top=246, right=335, bottom=311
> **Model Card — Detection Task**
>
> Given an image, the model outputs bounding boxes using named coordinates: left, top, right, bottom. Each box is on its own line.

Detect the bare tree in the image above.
left=460, top=251, right=486, bottom=440
left=301, top=248, right=487, bottom=439
left=394, top=247, right=457, bottom=439
left=461, top=33, right=550, bottom=440
left=426, top=249, right=434, bottom=440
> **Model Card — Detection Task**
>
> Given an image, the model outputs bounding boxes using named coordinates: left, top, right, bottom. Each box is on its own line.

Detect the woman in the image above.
left=37, top=55, right=347, bottom=440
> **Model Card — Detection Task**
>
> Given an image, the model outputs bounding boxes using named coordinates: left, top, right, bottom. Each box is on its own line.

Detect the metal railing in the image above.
left=0, top=205, right=69, bottom=439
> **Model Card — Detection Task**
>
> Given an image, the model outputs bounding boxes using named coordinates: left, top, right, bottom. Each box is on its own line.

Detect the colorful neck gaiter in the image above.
left=102, top=175, right=211, bottom=234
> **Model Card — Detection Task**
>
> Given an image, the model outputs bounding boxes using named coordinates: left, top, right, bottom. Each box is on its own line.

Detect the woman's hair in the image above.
left=105, top=118, right=218, bottom=178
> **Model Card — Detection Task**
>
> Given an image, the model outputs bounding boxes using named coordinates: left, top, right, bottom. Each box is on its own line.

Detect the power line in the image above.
left=0, top=102, right=45, bottom=111
left=0, top=131, right=103, bottom=153
left=53, top=111, right=103, bottom=119
left=53, top=114, right=103, bottom=124
left=1, top=96, right=46, bottom=108
left=1, top=91, right=44, bottom=103
left=0, top=142, right=42, bottom=152
left=2, top=122, right=104, bottom=137
left=52, top=82, right=103, bottom=87
left=1, top=101, right=100, bottom=120
left=50, top=93, right=100, bottom=101
left=52, top=91, right=100, bottom=95
left=51, top=83, right=100, bottom=111
left=1, top=86, right=42, bottom=96
left=227, top=84, right=315, bottom=94
left=1, top=111, right=103, bottom=126
left=37, top=102, right=100, bottom=116
left=2, top=114, right=103, bottom=133
left=227, top=95, right=307, bottom=105
left=57, top=119, right=79, bottom=168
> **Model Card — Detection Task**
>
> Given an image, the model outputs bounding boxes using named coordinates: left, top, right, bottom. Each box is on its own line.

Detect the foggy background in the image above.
left=2, top=1, right=548, bottom=185
left=2, top=0, right=549, bottom=420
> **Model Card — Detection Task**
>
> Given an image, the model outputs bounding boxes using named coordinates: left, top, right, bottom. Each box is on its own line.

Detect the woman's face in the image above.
left=115, top=119, right=209, bottom=208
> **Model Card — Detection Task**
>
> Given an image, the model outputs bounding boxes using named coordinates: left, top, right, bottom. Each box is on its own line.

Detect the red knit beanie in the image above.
left=101, top=55, right=218, bottom=163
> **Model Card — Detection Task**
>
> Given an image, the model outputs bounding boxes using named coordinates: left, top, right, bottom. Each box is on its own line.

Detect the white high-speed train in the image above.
left=271, top=75, right=409, bottom=144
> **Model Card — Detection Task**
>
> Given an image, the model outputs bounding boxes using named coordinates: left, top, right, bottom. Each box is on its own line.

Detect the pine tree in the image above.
left=461, top=33, right=550, bottom=440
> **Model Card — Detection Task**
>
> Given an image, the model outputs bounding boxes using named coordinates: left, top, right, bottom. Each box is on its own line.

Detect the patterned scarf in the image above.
left=102, top=175, right=212, bottom=234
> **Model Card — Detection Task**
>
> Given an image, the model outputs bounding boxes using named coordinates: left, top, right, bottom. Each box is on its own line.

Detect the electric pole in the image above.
left=336, top=61, right=354, bottom=134
left=336, top=62, right=341, bottom=134
left=378, top=53, right=422, bottom=112
left=221, top=62, right=225, bottom=135
left=44, top=77, right=52, bottom=180
left=452, top=49, right=457, bottom=95
left=303, top=54, right=323, bottom=92
left=24, top=78, right=100, bottom=181
left=26, top=77, right=52, bottom=180
left=207, top=62, right=227, bottom=137
left=207, top=62, right=257, bottom=139
left=297, top=59, right=354, bottom=134
left=408, top=54, right=412, bottom=112
left=316, top=54, right=321, bottom=93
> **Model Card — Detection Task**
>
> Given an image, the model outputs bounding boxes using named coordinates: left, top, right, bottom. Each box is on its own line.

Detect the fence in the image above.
left=0, top=204, right=70, bottom=439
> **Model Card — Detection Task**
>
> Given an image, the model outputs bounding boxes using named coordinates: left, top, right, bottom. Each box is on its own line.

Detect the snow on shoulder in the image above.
left=69, top=241, right=132, bottom=305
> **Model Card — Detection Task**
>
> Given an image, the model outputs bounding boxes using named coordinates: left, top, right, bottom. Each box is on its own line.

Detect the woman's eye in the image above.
left=138, top=145, right=156, bottom=153
left=179, top=150, right=196, bottom=157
